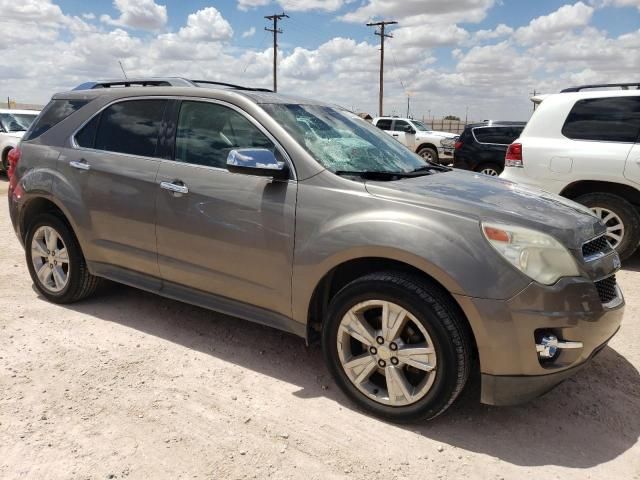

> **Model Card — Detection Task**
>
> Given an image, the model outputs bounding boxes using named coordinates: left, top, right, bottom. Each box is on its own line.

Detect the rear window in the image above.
left=472, top=127, right=518, bottom=145
left=376, top=119, right=392, bottom=130
left=23, top=99, right=89, bottom=141
left=562, top=96, right=640, bottom=143
left=94, top=99, right=167, bottom=157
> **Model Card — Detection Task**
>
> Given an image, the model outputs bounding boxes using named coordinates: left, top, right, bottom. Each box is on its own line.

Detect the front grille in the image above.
left=582, top=235, right=609, bottom=259
left=595, top=275, right=618, bottom=304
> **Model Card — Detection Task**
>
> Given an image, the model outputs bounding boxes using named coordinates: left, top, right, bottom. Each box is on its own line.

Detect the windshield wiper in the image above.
left=335, top=170, right=428, bottom=180
left=412, top=164, right=451, bottom=173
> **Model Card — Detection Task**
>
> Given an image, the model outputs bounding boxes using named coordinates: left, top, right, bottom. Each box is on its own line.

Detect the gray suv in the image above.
left=8, top=79, right=625, bottom=421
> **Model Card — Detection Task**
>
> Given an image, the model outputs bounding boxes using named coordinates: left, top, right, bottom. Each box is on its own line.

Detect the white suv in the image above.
left=501, top=85, right=640, bottom=259
left=0, top=109, right=40, bottom=173
left=372, top=117, right=458, bottom=164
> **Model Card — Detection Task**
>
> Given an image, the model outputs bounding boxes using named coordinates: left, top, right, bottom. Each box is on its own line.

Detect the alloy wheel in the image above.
left=591, top=207, right=625, bottom=249
left=336, top=300, right=437, bottom=406
left=30, top=226, right=70, bottom=293
left=480, top=167, right=499, bottom=176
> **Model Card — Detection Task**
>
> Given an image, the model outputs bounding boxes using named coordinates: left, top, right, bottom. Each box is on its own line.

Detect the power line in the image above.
left=265, top=12, right=289, bottom=92
left=366, top=20, right=397, bottom=117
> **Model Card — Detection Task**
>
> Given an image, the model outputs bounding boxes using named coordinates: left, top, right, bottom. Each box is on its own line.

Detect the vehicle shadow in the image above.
left=622, top=250, right=640, bottom=272
left=54, top=282, right=640, bottom=469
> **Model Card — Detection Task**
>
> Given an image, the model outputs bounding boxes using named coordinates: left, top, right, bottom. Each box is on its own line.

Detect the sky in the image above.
left=1, top=0, right=639, bottom=121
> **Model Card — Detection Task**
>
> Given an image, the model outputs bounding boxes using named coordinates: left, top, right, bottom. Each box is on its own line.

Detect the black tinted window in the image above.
left=95, top=100, right=166, bottom=157
left=473, top=127, right=516, bottom=144
left=393, top=120, right=410, bottom=131
left=376, top=119, right=392, bottom=130
left=562, top=97, right=640, bottom=142
left=175, top=101, right=275, bottom=168
left=23, top=99, right=88, bottom=141
left=75, top=114, right=100, bottom=148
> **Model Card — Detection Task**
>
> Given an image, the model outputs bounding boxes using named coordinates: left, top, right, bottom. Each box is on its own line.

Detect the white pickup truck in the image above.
left=0, top=109, right=40, bottom=173
left=372, top=116, right=458, bottom=164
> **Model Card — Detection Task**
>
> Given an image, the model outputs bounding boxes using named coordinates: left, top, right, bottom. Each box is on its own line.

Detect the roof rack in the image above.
left=561, top=83, right=640, bottom=93
left=72, top=77, right=273, bottom=92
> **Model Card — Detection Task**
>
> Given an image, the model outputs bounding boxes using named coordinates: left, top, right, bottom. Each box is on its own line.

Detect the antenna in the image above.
left=119, top=60, right=128, bottom=80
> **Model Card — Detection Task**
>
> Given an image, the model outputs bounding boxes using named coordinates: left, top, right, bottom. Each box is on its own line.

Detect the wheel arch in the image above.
left=18, top=195, right=80, bottom=244
left=305, top=256, right=477, bottom=357
left=560, top=180, right=640, bottom=207
left=415, top=142, right=438, bottom=154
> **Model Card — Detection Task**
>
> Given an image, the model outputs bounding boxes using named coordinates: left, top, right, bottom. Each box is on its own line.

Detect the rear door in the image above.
left=471, top=126, right=514, bottom=165
left=154, top=99, right=297, bottom=318
left=61, top=98, right=168, bottom=286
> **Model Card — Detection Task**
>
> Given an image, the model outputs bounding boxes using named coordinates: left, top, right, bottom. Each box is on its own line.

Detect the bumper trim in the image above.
left=480, top=332, right=614, bottom=406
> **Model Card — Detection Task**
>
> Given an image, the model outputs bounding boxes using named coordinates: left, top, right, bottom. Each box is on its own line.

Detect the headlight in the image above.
left=481, top=222, right=580, bottom=285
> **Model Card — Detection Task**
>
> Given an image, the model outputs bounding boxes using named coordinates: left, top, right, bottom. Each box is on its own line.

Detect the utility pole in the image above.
left=406, top=92, right=412, bottom=118
left=367, top=20, right=397, bottom=117
left=530, top=88, right=539, bottom=112
left=265, top=12, right=289, bottom=92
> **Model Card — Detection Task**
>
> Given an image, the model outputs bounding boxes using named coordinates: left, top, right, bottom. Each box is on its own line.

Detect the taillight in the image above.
left=7, top=147, right=21, bottom=194
left=7, top=147, right=20, bottom=178
left=454, top=141, right=463, bottom=150
left=505, top=143, right=523, bottom=167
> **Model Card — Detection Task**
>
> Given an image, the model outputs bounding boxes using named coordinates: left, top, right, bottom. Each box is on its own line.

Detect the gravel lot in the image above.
left=1, top=177, right=639, bottom=480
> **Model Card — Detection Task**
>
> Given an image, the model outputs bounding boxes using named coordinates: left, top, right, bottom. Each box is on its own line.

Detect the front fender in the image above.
left=291, top=177, right=530, bottom=325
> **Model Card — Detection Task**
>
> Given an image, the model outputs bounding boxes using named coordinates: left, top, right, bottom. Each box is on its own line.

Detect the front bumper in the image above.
left=454, top=276, right=625, bottom=405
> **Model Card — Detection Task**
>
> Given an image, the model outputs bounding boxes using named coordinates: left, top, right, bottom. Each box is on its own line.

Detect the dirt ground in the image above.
left=0, top=178, right=639, bottom=480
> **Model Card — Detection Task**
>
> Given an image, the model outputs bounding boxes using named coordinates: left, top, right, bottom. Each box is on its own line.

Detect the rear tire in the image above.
left=1, top=148, right=10, bottom=174
left=322, top=271, right=471, bottom=422
left=25, top=213, right=101, bottom=304
left=575, top=192, right=640, bottom=260
left=476, top=163, right=502, bottom=176
left=417, top=147, right=439, bottom=164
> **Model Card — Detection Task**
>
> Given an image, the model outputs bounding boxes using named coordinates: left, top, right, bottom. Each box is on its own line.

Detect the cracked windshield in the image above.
left=262, top=104, right=426, bottom=173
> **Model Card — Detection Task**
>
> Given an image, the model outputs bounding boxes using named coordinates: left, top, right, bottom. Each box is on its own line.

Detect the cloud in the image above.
left=473, top=23, right=514, bottom=41
left=339, top=0, right=496, bottom=24
left=592, top=0, right=640, bottom=9
left=242, top=27, right=257, bottom=38
left=278, top=0, right=344, bottom=11
left=514, top=2, right=594, bottom=45
left=100, top=0, right=167, bottom=31
left=171, top=7, right=233, bottom=41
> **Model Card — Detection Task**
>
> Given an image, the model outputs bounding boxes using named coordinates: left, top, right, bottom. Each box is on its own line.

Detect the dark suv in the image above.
left=453, top=121, right=526, bottom=176
left=7, top=78, right=624, bottom=422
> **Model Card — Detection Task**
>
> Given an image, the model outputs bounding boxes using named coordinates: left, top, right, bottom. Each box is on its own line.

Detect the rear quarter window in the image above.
left=23, top=99, right=89, bottom=141
left=562, top=96, right=640, bottom=143
left=472, top=127, right=515, bottom=145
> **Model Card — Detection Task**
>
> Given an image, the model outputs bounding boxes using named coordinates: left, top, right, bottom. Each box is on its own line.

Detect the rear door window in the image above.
left=376, top=119, right=392, bottom=130
left=23, top=99, right=89, bottom=141
left=94, top=100, right=167, bottom=157
left=473, top=127, right=514, bottom=145
left=562, top=96, right=640, bottom=143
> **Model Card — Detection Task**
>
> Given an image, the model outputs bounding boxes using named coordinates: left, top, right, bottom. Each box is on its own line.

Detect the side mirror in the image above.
left=404, top=125, right=416, bottom=134
left=226, top=148, right=289, bottom=179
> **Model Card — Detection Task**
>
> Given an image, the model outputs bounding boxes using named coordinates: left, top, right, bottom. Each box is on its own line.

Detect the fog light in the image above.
left=536, top=334, right=583, bottom=360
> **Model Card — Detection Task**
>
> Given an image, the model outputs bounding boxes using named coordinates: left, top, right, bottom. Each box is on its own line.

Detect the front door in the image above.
left=60, top=98, right=168, bottom=284
left=391, top=119, right=416, bottom=150
left=155, top=100, right=297, bottom=318
left=625, top=143, right=640, bottom=186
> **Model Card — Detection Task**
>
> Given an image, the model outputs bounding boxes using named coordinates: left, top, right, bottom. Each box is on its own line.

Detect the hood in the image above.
left=364, top=169, right=604, bottom=250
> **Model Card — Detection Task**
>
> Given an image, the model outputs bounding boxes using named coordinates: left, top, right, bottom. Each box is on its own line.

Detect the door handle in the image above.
left=69, top=160, right=90, bottom=171
left=160, top=181, right=189, bottom=195
left=392, top=134, right=399, bottom=137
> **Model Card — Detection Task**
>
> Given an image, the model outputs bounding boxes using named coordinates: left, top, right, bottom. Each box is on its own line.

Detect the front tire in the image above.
left=25, top=213, right=101, bottom=304
left=322, top=272, right=471, bottom=422
left=575, top=193, right=640, bottom=260
left=417, top=146, right=439, bottom=164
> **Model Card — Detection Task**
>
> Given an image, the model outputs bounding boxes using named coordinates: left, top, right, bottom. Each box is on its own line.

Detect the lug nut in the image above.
left=378, top=359, right=386, bottom=368
left=49, top=264, right=53, bottom=269
left=389, top=342, right=398, bottom=351
left=376, top=336, right=384, bottom=345
left=369, top=346, right=377, bottom=355
left=391, top=357, right=399, bottom=365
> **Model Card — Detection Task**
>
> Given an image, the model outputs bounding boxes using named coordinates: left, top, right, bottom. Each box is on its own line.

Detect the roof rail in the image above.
left=72, top=77, right=273, bottom=92
left=190, top=80, right=272, bottom=92
left=561, top=83, right=640, bottom=93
